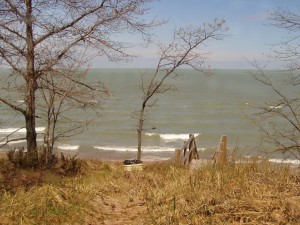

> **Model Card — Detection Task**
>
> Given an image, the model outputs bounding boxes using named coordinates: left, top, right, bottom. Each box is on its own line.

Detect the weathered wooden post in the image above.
left=215, top=142, right=223, bottom=164
left=214, top=135, right=228, bottom=165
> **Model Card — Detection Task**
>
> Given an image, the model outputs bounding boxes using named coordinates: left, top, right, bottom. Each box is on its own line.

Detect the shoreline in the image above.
left=54, top=148, right=174, bottom=162
left=1, top=148, right=299, bottom=166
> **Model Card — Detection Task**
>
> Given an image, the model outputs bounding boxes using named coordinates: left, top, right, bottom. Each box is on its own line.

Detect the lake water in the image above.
left=0, top=69, right=298, bottom=163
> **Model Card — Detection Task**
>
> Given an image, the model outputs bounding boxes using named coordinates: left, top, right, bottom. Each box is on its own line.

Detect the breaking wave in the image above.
left=145, top=133, right=200, bottom=141
left=0, top=127, right=45, bottom=134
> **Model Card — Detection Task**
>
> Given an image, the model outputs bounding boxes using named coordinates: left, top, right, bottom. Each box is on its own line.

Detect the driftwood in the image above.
left=177, top=134, right=199, bottom=166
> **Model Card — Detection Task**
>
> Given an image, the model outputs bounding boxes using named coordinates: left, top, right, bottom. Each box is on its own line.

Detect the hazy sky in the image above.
left=93, top=0, right=300, bottom=69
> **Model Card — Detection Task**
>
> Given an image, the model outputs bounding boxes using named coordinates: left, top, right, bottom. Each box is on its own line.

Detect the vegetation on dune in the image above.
left=0, top=158, right=299, bottom=224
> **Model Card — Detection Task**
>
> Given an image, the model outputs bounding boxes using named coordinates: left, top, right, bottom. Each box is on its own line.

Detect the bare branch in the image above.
left=0, top=97, right=26, bottom=115
left=0, top=137, right=26, bottom=148
left=34, top=0, right=108, bottom=46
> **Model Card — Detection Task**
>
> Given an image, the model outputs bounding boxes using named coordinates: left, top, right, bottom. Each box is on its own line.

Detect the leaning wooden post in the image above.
left=175, top=149, right=181, bottom=164
left=215, top=142, right=224, bottom=164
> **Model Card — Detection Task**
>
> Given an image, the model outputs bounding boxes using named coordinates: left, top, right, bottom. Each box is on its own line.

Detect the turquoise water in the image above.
left=0, top=69, right=296, bottom=161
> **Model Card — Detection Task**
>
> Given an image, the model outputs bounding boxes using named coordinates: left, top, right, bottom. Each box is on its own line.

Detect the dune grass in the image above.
left=0, top=158, right=299, bottom=224
left=142, top=162, right=300, bottom=224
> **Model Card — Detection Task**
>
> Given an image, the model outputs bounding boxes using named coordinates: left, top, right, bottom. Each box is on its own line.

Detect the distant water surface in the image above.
left=0, top=69, right=298, bottom=163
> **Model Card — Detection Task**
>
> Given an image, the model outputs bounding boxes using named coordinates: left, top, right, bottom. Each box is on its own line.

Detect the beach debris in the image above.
left=123, top=159, right=143, bottom=171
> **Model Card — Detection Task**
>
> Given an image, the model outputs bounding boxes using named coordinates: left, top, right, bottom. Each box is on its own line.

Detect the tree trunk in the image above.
left=25, top=0, right=37, bottom=158
left=25, top=109, right=37, bottom=157
left=137, top=107, right=145, bottom=160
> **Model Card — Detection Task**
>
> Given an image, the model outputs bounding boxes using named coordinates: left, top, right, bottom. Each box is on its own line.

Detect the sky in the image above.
left=92, top=0, right=300, bottom=69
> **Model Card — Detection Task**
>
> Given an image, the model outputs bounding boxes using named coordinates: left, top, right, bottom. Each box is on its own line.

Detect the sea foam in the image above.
left=0, top=127, right=45, bottom=134
left=146, top=133, right=200, bottom=141
left=269, top=158, right=300, bottom=165
left=57, top=144, right=80, bottom=151
left=268, top=105, right=284, bottom=110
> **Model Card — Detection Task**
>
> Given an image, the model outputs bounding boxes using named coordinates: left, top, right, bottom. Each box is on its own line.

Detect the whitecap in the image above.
left=145, top=132, right=159, bottom=137
left=268, top=105, right=283, bottom=110
left=269, top=158, right=300, bottom=165
left=0, top=127, right=45, bottom=134
left=160, top=133, right=200, bottom=141
left=145, top=133, right=200, bottom=141
left=0, top=128, right=26, bottom=133
left=36, top=127, right=46, bottom=132
left=57, top=144, right=80, bottom=151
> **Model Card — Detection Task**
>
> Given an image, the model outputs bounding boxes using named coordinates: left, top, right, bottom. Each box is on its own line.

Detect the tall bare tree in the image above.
left=135, top=19, right=227, bottom=160
left=0, top=0, right=160, bottom=159
left=250, top=8, right=300, bottom=159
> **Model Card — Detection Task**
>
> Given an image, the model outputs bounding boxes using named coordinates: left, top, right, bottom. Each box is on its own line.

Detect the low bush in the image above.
left=6, top=147, right=57, bottom=168
left=54, top=153, right=85, bottom=176
left=5, top=147, right=83, bottom=176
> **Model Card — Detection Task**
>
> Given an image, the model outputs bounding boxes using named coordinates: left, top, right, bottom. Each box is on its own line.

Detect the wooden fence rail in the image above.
left=176, top=134, right=199, bottom=166
left=175, top=134, right=230, bottom=167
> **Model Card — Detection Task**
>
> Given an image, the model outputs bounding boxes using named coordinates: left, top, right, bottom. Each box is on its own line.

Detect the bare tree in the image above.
left=135, top=19, right=227, bottom=160
left=37, top=64, right=108, bottom=163
left=0, top=0, right=160, bottom=159
left=250, top=8, right=300, bottom=159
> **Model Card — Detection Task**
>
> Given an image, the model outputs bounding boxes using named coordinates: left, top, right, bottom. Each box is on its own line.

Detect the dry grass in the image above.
left=141, top=162, right=300, bottom=224
left=0, top=159, right=299, bottom=224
